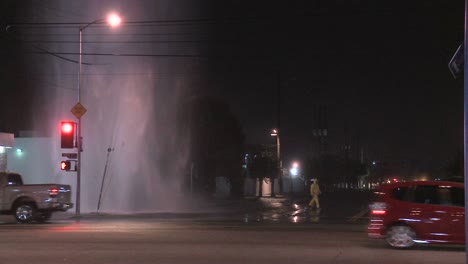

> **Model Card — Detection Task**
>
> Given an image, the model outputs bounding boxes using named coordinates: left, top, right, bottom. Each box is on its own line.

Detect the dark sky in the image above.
left=0, top=0, right=465, bottom=174
left=201, top=0, right=465, bottom=171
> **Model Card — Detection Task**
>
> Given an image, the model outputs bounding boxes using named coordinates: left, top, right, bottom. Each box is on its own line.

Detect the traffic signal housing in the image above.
left=61, top=121, right=75, bottom=148
left=60, top=160, right=71, bottom=171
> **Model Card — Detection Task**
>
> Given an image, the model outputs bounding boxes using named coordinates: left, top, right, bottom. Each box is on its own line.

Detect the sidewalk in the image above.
left=3, top=190, right=370, bottom=224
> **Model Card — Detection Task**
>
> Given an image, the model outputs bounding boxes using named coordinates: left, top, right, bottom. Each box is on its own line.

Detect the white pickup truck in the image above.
left=0, top=172, right=73, bottom=223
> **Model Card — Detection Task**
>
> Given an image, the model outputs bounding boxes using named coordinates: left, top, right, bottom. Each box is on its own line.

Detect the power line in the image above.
left=7, top=19, right=249, bottom=30
left=8, top=23, right=215, bottom=29
left=17, top=32, right=211, bottom=36
left=7, top=17, right=271, bottom=26
left=7, top=10, right=395, bottom=27
left=19, top=40, right=231, bottom=44
left=10, top=72, right=204, bottom=77
left=27, top=51, right=205, bottom=58
left=1, top=33, right=91, bottom=65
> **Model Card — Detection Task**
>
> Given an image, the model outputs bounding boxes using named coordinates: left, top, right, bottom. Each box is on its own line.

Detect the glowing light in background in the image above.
left=290, top=161, right=299, bottom=176
left=270, top=129, right=278, bottom=136
left=16, top=148, right=23, bottom=156
left=290, top=167, right=298, bottom=176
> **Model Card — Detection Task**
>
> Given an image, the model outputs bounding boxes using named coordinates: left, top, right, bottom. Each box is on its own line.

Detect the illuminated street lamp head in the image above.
left=107, top=13, right=122, bottom=27
left=271, top=129, right=278, bottom=137
left=292, top=162, right=299, bottom=168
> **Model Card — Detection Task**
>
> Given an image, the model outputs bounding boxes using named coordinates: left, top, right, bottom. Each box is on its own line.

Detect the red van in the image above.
left=368, top=181, right=465, bottom=248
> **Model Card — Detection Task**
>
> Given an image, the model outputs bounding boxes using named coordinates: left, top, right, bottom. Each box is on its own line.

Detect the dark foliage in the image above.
left=303, top=154, right=367, bottom=189
left=179, top=96, right=245, bottom=197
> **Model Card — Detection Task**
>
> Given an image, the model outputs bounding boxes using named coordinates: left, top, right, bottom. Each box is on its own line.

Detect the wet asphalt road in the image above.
left=0, top=213, right=464, bottom=264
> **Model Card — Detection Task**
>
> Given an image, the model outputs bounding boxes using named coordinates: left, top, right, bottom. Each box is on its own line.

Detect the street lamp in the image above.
left=107, top=14, right=122, bottom=27
left=76, top=13, right=121, bottom=217
left=270, top=128, right=282, bottom=197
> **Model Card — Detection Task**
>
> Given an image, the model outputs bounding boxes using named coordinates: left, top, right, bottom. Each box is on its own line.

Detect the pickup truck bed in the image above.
left=0, top=172, right=73, bottom=223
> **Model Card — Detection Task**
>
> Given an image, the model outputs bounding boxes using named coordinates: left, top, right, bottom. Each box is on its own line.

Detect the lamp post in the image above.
left=270, top=129, right=281, bottom=197
left=76, top=13, right=121, bottom=217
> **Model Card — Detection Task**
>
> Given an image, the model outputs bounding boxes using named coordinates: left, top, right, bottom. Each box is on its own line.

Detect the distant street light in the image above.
left=271, top=129, right=278, bottom=137
left=76, top=13, right=122, bottom=217
left=289, top=161, right=299, bottom=194
left=290, top=167, right=298, bottom=176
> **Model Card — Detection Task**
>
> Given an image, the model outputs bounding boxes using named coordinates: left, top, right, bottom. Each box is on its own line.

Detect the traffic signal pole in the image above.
left=76, top=27, right=83, bottom=217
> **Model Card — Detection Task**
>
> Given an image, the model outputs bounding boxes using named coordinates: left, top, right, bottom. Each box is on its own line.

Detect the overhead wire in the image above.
left=2, top=28, right=92, bottom=65
left=4, top=15, right=329, bottom=65
left=18, top=40, right=233, bottom=44
left=7, top=16, right=275, bottom=26
left=4, top=18, right=233, bottom=63
left=17, top=32, right=211, bottom=36
left=26, top=51, right=206, bottom=58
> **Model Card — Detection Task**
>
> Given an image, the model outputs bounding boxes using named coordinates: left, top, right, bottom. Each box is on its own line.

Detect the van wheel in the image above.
left=14, top=203, right=36, bottom=224
left=386, top=225, right=416, bottom=248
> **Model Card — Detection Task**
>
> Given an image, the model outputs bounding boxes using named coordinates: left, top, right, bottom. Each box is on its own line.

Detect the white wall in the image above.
left=6, top=137, right=75, bottom=190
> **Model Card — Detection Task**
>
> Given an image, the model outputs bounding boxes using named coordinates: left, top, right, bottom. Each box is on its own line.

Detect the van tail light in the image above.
left=370, top=202, right=388, bottom=216
left=49, top=188, right=59, bottom=197
left=371, top=210, right=386, bottom=215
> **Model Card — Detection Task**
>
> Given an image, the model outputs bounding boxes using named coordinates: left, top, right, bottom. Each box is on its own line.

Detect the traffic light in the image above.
left=61, top=121, right=75, bottom=148
left=60, top=160, right=71, bottom=171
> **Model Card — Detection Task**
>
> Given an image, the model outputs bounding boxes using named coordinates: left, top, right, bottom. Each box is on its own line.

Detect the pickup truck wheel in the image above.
left=14, top=203, right=36, bottom=224
left=35, top=212, right=52, bottom=223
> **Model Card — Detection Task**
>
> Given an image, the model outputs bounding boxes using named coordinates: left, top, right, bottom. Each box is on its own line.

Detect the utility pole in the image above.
left=75, top=14, right=122, bottom=217
left=463, top=1, right=468, bottom=262
left=277, top=71, right=283, bottom=195
left=190, top=162, right=194, bottom=199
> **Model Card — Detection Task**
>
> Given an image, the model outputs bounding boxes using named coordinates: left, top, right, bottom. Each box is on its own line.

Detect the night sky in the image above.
left=0, top=0, right=465, bottom=174
left=204, top=0, right=465, bottom=172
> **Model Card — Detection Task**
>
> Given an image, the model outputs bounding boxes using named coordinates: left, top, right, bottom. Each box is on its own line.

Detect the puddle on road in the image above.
left=243, top=204, right=323, bottom=224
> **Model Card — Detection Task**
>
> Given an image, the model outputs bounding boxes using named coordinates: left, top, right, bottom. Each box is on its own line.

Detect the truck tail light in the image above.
left=370, top=202, right=388, bottom=216
left=49, top=188, right=59, bottom=197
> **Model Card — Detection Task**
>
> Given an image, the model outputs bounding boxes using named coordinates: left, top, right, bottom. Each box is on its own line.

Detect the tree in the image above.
left=178, top=96, right=245, bottom=197
left=248, top=152, right=276, bottom=197
left=303, top=154, right=367, bottom=190
left=442, top=150, right=464, bottom=182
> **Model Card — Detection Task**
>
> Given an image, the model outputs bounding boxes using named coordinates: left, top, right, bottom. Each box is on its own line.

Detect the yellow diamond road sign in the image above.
left=71, top=103, right=87, bottom=119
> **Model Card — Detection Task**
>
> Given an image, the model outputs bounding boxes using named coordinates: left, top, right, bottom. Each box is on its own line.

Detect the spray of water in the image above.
left=25, top=0, right=206, bottom=213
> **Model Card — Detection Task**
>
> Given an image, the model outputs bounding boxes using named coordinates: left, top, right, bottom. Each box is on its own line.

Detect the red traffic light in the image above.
left=61, top=122, right=73, bottom=134
left=60, top=121, right=75, bottom=148
left=60, top=160, right=71, bottom=171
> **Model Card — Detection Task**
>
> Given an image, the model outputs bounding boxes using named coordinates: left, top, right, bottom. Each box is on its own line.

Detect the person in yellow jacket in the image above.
left=308, top=179, right=321, bottom=210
